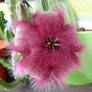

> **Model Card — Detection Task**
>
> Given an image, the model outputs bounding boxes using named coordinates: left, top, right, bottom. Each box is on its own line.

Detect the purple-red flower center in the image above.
left=43, top=37, right=60, bottom=51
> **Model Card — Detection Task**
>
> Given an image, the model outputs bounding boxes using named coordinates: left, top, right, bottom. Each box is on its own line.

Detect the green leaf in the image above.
left=0, top=11, right=14, bottom=41
left=4, top=29, right=14, bottom=41
left=0, top=11, right=7, bottom=31
left=42, top=0, right=49, bottom=11
left=0, top=11, right=8, bottom=40
left=0, top=27, right=6, bottom=40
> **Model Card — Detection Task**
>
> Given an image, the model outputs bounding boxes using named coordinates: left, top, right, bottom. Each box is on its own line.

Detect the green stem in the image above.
left=41, top=0, right=49, bottom=11
left=40, top=0, right=77, bottom=25
left=0, top=58, right=12, bottom=69
left=59, top=0, right=77, bottom=25
left=0, top=79, right=23, bottom=90
left=9, top=0, right=17, bottom=23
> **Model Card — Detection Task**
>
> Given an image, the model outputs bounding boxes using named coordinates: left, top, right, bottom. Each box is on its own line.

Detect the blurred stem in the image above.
left=40, top=0, right=77, bottom=26
left=0, top=75, right=29, bottom=90
left=0, top=79, right=23, bottom=90
left=0, top=58, right=12, bottom=69
left=60, top=0, right=77, bottom=25
left=9, top=0, right=17, bottom=23
left=41, top=0, right=49, bottom=11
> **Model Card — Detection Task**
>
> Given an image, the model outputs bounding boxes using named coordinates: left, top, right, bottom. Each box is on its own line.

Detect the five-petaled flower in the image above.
left=11, top=8, right=82, bottom=86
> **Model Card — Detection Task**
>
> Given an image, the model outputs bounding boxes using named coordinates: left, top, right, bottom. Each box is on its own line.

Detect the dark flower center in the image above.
left=44, top=37, right=60, bottom=51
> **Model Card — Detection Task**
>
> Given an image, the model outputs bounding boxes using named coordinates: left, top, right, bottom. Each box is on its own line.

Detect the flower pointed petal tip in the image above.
left=13, top=21, right=36, bottom=36
left=0, top=40, right=8, bottom=50
left=33, top=8, right=64, bottom=28
left=13, top=21, right=31, bottom=28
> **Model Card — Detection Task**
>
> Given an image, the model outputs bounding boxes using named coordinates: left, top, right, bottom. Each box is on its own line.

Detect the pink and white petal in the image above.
left=14, top=21, right=37, bottom=37
left=14, top=21, right=44, bottom=46
left=33, top=9, right=64, bottom=35
left=10, top=43, right=30, bottom=53
left=57, top=24, right=83, bottom=52
left=14, top=54, right=32, bottom=77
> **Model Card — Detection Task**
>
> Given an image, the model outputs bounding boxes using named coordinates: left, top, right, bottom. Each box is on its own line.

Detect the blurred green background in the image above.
left=0, top=0, right=92, bottom=16
left=69, top=0, right=92, bottom=16
left=0, top=0, right=92, bottom=29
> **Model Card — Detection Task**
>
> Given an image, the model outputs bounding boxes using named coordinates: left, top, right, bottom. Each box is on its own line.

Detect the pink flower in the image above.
left=11, top=9, right=82, bottom=88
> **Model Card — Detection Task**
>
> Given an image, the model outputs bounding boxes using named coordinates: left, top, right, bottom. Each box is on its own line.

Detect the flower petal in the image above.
left=33, top=9, right=64, bottom=35
left=57, top=24, right=83, bottom=52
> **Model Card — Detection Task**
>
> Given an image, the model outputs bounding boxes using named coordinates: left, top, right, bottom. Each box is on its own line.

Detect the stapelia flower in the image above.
left=11, top=9, right=82, bottom=89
